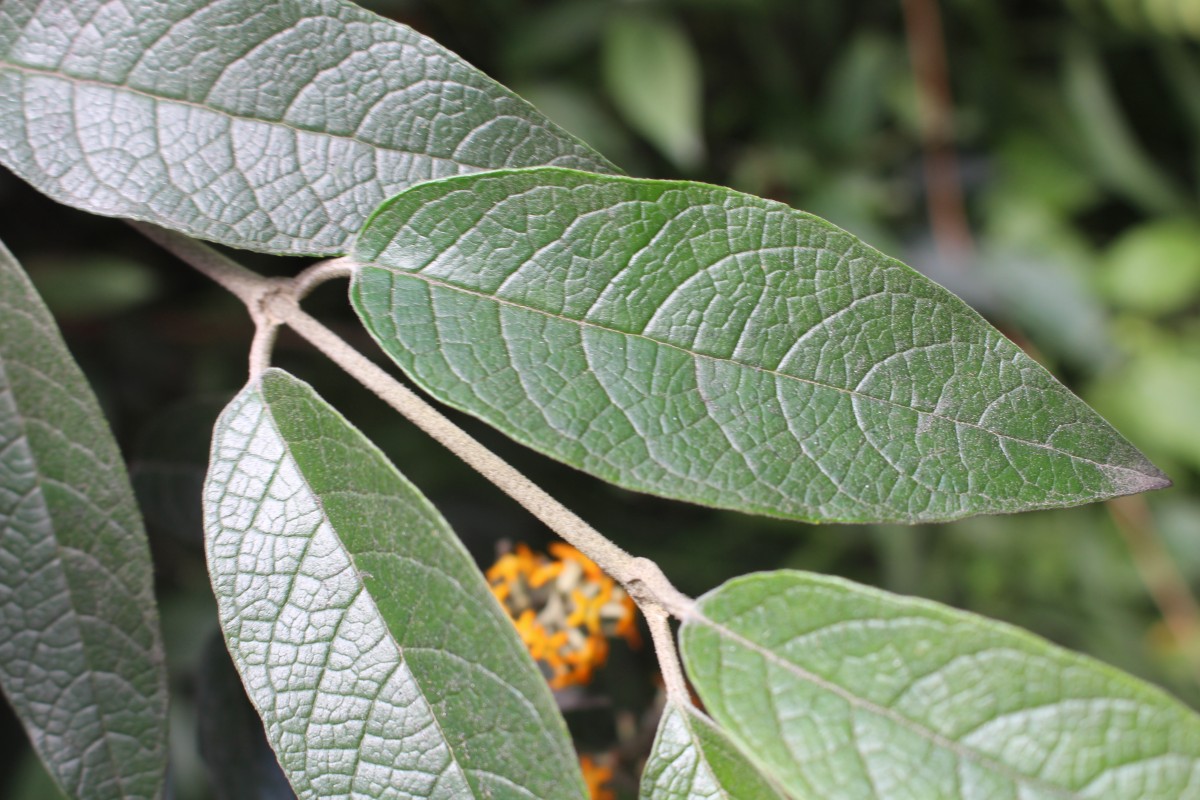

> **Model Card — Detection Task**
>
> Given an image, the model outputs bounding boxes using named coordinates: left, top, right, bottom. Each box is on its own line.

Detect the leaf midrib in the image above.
left=362, top=267, right=1146, bottom=480
left=673, top=704, right=735, bottom=800
left=253, top=390, right=576, bottom=800
left=0, top=60, right=485, bottom=171
left=690, top=612, right=1081, bottom=799
left=0, top=355, right=140, bottom=800
left=257, top=397, right=477, bottom=798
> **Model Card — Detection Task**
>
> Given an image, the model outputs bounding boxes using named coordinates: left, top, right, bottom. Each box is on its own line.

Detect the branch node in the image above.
left=133, top=227, right=702, bottom=695
left=253, top=278, right=297, bottom=327
left=625, top=557, right=695, bottom=620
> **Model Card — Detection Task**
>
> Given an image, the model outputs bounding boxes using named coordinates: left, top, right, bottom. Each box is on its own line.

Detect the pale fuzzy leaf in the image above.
left=641, top=701, right=789, bottom=800
left=0, top=0, right=615, bottom=256
left=351, top=168, right=1167, bottom=524
left=681, top=570, right=1200, bottom=799
left=0, top=240, right=167, bottom=799
left=204, top=369, right=586, bottom=799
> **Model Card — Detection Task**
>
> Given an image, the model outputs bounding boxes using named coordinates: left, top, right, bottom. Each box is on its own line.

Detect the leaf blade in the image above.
left=0, top=240, right=168, bottom=799
left=204, top=368, right=586, bottom=799
left=640, top=701, right=789, bottom=800
left=0, top=0, right=615, bottom=256
left=351, top=167, right=1166, bottom=524
left=681, top=570, right=1200, bottom=799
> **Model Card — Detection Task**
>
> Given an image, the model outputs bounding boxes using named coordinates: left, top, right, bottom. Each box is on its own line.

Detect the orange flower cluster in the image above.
left=487, top=542, right=640, bottom=689
left=579, top=755, right=615, bottom=800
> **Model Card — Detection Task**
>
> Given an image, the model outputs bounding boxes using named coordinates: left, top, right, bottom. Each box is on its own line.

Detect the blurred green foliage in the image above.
left=1, top=1, right=1198, bottom=797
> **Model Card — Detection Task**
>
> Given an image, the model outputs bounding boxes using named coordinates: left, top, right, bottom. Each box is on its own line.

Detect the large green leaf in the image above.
left=351, top=168, right=1167, bottom=524
left=640, top=700, right=789, bottom=800
left=0, top=0, right=614, bottom=256
left=681, top=570, right=1200, bottom=799
left=0, top=240, right=167, bottom=799
left=204, top=368, right=586, bottom=799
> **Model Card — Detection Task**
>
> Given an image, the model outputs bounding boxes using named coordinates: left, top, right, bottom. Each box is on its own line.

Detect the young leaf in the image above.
left=1063, top=36, right=1188, bottom=216
left=0, top=240, right=168, bottom=799
left=602, top=11, right=705, bottom=170
left=351, top=168, right=1167, bottom=524
left=204, top=368, right=587, bottom=799
left=681, top=570, right=1200, bottom=800
left=641, top=701, right=789, bottom=800
left=0, top=0, right=615, bottom=256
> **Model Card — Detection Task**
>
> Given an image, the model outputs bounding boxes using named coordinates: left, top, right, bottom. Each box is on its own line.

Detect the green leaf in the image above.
left=1063, top=36, right=1189, bottom=216
left=351, top=168, right=1167, bottom=524
left=1101, top=218, right=1200, bottom=316
left=0, top=240, right=168, bottom=799
left=0, top=0, right=615, bottom=257
left=24, top=255, right=160, bottom=320
left=6, top=752, right=69, bottom=800
left=681, top=570, right=1200, bottom=800
left=204, top=368, right=586, bottom=799
left=603, top=12, right=705, bottom=170
left=641, top=700, right=789, bottom=800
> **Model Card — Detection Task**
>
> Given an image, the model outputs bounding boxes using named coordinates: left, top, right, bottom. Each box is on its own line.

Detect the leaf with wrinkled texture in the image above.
left=351, top=167, right=1167, bottom=524
left=681, top=570, right=1200, bottom=799
left=204, top=368, right=586, bottom=799
left=0, top=239, right=167, bottom=799
left=641, top=700, right=789, bottom=800
left=0, top=0, right=615, bottom=256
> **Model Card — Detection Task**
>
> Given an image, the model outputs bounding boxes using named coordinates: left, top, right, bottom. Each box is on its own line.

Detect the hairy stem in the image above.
left=130, top=222, right=289, bottom=375
left=134, top=224, right=696, bottom=627
left=130, top=222, right=264, bottom=304
left=645, top=607, right=690, bottom=701
left=247, top=322, right=281, bottom=378
left=278, top=298, right=694, bottom=618
left=293, top=256, right=357, bottom=300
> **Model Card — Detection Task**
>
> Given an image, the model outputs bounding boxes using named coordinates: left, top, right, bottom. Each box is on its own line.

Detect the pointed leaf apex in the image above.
left=1104, top=461, right=1172, bottom=495
left=353, top=168, right=1175, bottom=524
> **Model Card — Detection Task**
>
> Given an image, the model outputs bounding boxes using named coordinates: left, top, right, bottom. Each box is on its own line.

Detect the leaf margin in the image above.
left=0, top=238, right=169, bottom=800
left=203, top=366, right=588, bottom=800
left=679, top=568, right=1200, bottom=799
left=349, top=165, right=1169, bottom=526
left=0, top=0, right=617, bottom=256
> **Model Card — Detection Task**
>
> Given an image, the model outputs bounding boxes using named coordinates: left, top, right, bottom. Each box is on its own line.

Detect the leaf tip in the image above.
left=1102, top=461, right=1173, bottom=496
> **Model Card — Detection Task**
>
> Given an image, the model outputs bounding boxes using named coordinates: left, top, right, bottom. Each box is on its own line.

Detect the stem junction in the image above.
left=134, top=222, right=697, bottom=699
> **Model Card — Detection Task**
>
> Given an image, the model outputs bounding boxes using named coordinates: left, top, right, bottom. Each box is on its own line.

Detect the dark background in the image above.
left=2, top=1, right=1199, bottom=797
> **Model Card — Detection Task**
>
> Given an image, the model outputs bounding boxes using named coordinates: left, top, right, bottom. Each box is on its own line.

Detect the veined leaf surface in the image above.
left=681, top=570, right=1200, bottom=799
left=204, top=368, right=586, bottom=799
left=0, top=0, right=614, bottom=256
left=351, top=168, right=1167, bottom=524
left=0, top=240, right=167, bottom=799
left=640, top=700, right=788, bottom=800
